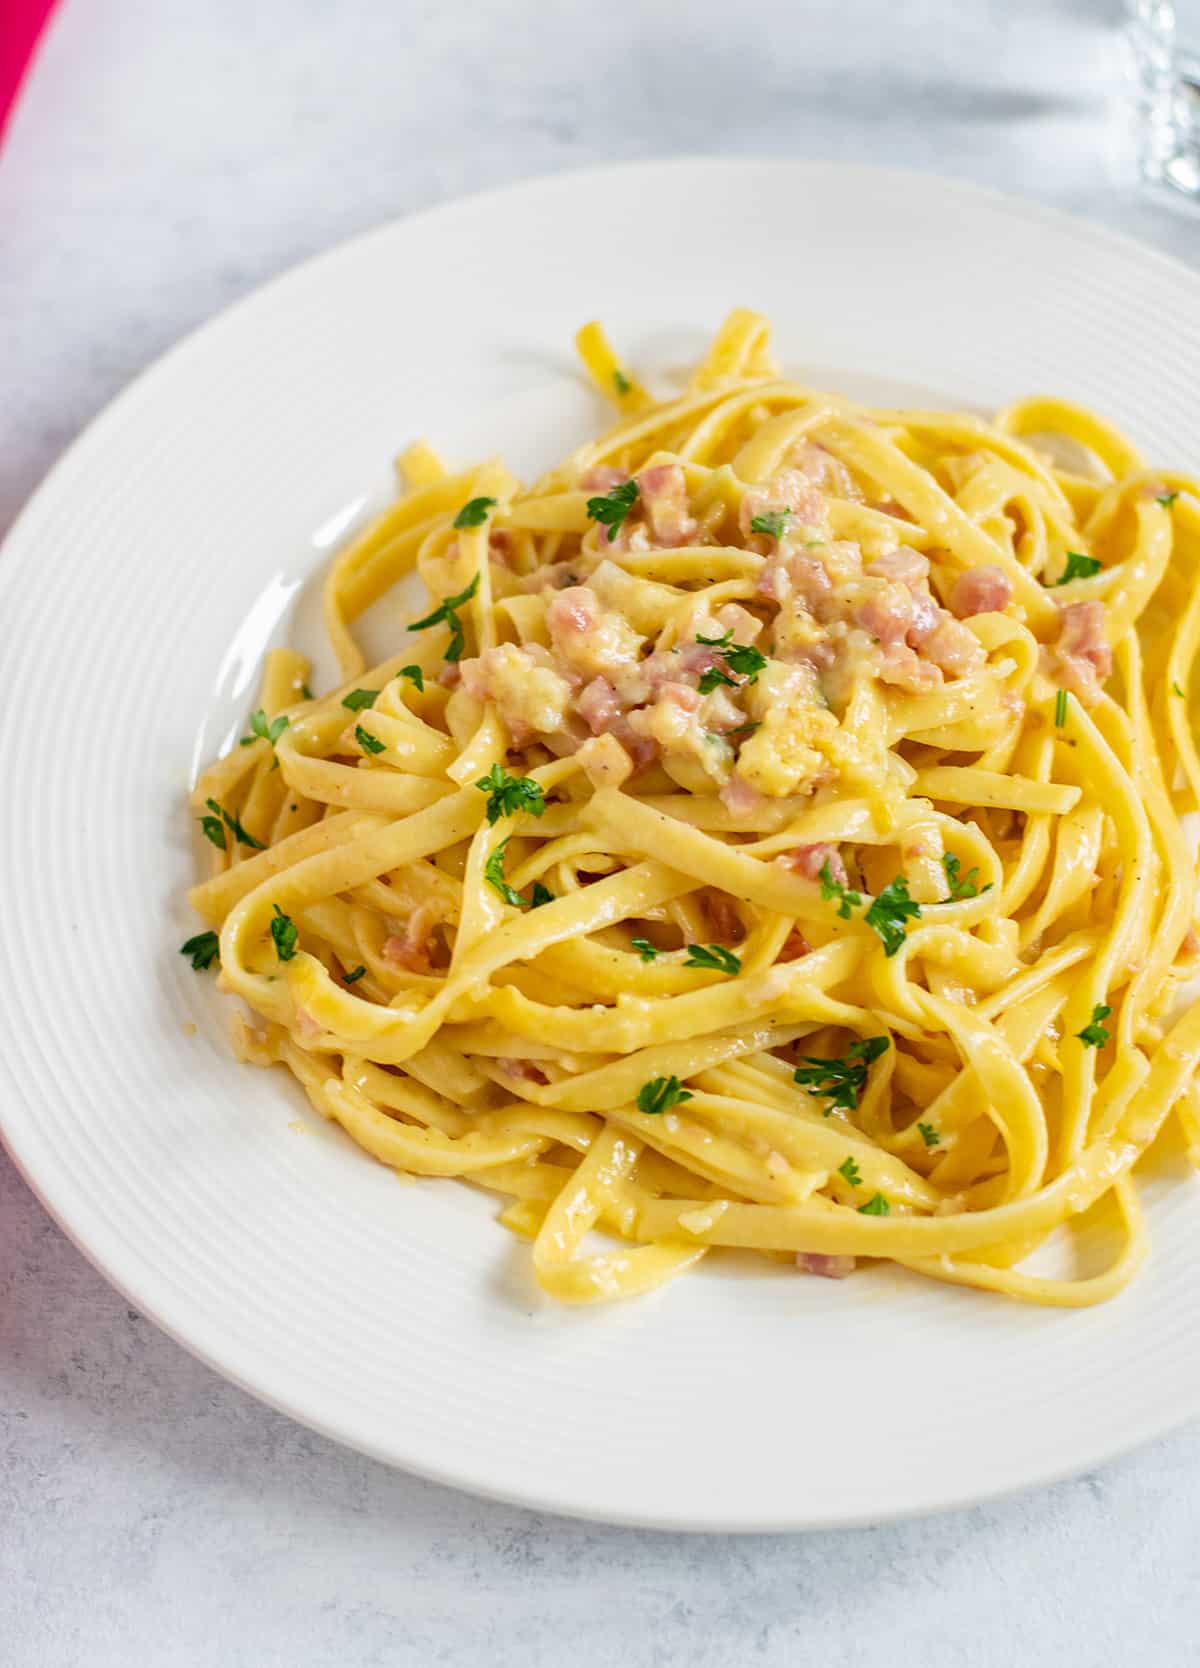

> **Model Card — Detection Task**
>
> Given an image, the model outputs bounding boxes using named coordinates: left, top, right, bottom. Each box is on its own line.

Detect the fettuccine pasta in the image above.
left=182, top=310, right=1200, bottom=1306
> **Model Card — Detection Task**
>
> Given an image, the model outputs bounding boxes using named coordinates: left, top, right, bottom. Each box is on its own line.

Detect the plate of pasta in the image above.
left=4, top=160, right=1200, bottom=1529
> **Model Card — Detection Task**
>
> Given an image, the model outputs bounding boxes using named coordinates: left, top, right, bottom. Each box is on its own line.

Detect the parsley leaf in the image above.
left=794, top=1036, right=889, bottom=1113
left=528, top=880, right=555, bottom=909
left=636, top=1075, right=694, bottom=1116
left=180, top=930, right=220, bottom=971
left=398, top=665, right=424, bottom=693
left=300, top=682, right=314, bottom=700
left=240, top=708, right=288, bottom=751
left=1054, top=688, right=1069, bottom=727
left=942, top=851, right=990, bottom=901
left=724, top=721, right=760, bottom=739
left=586, top=478, right=639, bottom=544
left=613, top=369, right=631, bottom=396
left=864, top=876, right=921, bottom=956
left=1053, top=550, right=1102, bottom=585
left=342, top=964, right=367, bottom=985
left=270, top=905, right=298, bottom=962
left=858, top=1192, right=890, bottom=1216
left=698, top=665, right=739, bottom=694
left=483, top=837, right=526, bottom=909
left=1157, top=491, right=1179, bottom=508
left=724, top=643, right=768, bottom=681
left=696, top=629, right=733, bottom=647
left=453, top=496, right=497, bottom=529
left=750, top=509, right=790, bottom=539
left=1076, top=1003, right=1112, bottom=1048
left=474, top=763, right=546, bottom=825
left=355, top=725, right=386, bottom=756
left=819, top=859, right=862, bottom=920
left=408, top=572, right=480, bottom=663
left=200, top=797, right=264, bottom=852
left=917, top=1121, right=939, bottom=1148
left=684, top=943, right=742, bottom=975
left=837, top=1155, right=862, bottom=1187
left=342, top=688, right=380, bottom=712
left=631, top=937, right=659, bottom=961
left=1173, top=681, right=1187, bottom=698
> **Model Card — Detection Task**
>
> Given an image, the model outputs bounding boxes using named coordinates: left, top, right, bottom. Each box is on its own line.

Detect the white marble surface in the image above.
left=3, top=1, right=1200, bottom=1662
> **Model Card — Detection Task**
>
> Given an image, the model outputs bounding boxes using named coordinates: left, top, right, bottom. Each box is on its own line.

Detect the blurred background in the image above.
left=4, top=3, right=1200, bottom=1666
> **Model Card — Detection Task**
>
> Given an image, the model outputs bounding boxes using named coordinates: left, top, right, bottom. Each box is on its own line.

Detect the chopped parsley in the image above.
left=1157, top=491, right=1179, bottom=508
left=199, top=797, right=264, bottom=852
left=342, top=964, right=367, bottom=984
left=270, top=905, right=298, bottom=962
left=613, top=369, right=631, bottom=396
left=698, top=665, right=739, bottom=694
left=858, top=1192, right=890, bottom=1216
left=484, top=838, right=551, bottom=910
left=864, top=876, right=921, bottom=956
left=452, top=496, right=497, bottom=529
left=794, top=1035, right=889, bottom=1113
left=1173, top=681, right=1187, bottom=698
left=631, top=937, right=659, bottom=961
left=917, top=1121, right=939, bottom=1148
left=942, top=851, right=989, bottom=901
left=180, top=930, right=220, bottom=971
left=636, top=1075, right=694, bottom=1116
left=695, top=630, right=768, bottom=688
left=1054, top=688, right=1069, bottom=727
left=398, top=664, right=424, bottom=693
left=342, top=688, right=379, bottom=712
left=750, top=509, right=790, bottom=539
left=1076, top=1003, right=1112, bottom=1048
left=683, top=943, right=742, bottom=975
left=355, top=725, right=386, bottom=756
left=585, top=478, right=639, bottom=544
left=837, top=1155, right=862, bottom=1187
left=819, top=859, right=862, bottom=921
left=724, top=720, right=761, bottom=740
left=474, top=763, right=547, bottom=825
left=300, top=682, right=314, bottom=700
left=408, top=572, right=480, bottom=663
left=1053, top=550, right=1102, bottom=585
left=240, top=708, right=288, bottom=751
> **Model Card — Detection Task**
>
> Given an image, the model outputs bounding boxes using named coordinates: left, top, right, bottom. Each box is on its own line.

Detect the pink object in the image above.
left=1, top=0, right=59, bottom=146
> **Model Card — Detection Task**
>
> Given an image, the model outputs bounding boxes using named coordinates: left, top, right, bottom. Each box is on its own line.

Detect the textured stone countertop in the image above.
left=3, top=2, right=1200, bottom=1663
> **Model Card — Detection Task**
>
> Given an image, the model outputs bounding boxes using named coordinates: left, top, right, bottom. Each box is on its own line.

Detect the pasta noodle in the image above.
left=182, top=310, right=1200, bottom=1306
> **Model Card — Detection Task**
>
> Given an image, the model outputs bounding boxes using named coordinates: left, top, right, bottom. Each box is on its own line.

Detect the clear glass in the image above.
left=1129, top=0, right=1200, bottom=196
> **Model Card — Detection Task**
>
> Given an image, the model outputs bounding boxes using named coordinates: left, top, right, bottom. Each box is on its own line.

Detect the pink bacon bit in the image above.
left=1050, top=600, right=1112, bottom=704
left=579, top=465, right=629, bottom=493
left=739, top=469, right=824, bottom=540
left=383, top=901, right=442, bottom=974
left=865, top=547, right=930, bottom=589
left=778, top=842, right=847, bottom=885
left=637, top=463, right=696, bottom=547
left=577, top=676, right=623, bottom=734
left=720, top=772, right=764, bottom=818
left=795, top=1252, right=856, bottom=1279
left=293, top=1006, right=323, bottom=1044
left=950, top=564, right=1012, bottom=618
left=779, top=926, right=813, bottom=962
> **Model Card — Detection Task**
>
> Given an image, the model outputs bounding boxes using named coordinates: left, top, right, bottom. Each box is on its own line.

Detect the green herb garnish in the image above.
left=474, top=763, right=546, bottom=825
left=683, top=943, right=742, bottom=975
left=180, top=931, right=220, bottom=971
left=636, top=1075, right=694, bottom=1116
left=942, top=852, right=990, bottom=901
left=1157, top=491, right=1179, bottom=508
left=453, top=496, right=497, bottom=529
left=586, top=478, right=639, bottom=544
left=695, top=631, right=768, bottom=688
left=1077, top=1003, right=1112, bottom=1048
left=750, top=509, right=790, bottom=539
left=240, top=708, right=288, bottom=752
left=613, top=369, right=631, bottom=396
left=528, top=880, right=554, bottom=909
left=837, top=1156, right=862, bottom=1187
left=199, top=798, right=264, bottom=852
left=300, top=682, right=314, bottom=700
left=1053, top=550, right=1102, bottom=585
left=408, top=572, right=480, bottom=663
left=631, top=937, right=659, bottom=961
left=864, top=876, right=921, bottom=956
left=917, top=1121, right=939, bottom=1149
left=794, top=1036, right=889, bottom=1113
left=1173, top=681, right=1187, bottom=698
left=355, top=726, right=386, bottom=756
left=858, top=1192, right=890, bottom=1216
left=342, top=965, right=366, bottom=984
left=819, top=859, right=862, bottom=921
left=698, top=665, right=738, bottom=694
left=398, top=665, right=424, bottom=693
left=270, top=905, right=298, bottom=962
left=341, top=688, right=379, bottom=713
left=1054, top=688, right=1069, bottom=727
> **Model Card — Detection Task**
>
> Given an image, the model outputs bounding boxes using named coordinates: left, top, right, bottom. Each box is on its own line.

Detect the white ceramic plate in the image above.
left=4, top=160, right=1200, bottom=1531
